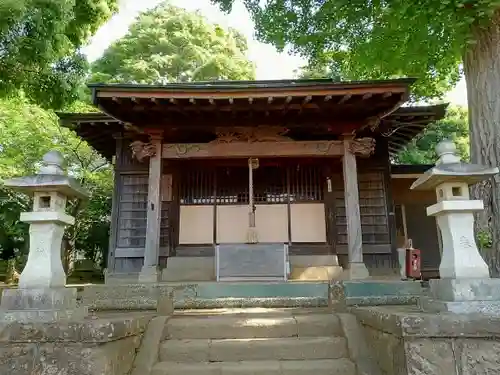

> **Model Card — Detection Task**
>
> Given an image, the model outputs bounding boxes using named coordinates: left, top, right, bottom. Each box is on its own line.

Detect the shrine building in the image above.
left=58, top=78, right=446, bottom=284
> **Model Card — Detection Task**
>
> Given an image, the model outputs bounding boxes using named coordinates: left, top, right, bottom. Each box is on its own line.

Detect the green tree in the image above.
left=395, top=106, right=469, bottom=165
left=0, top=97, right=112, bottom=273
left=91, top=3, right=256, bottom=84
left=213, top=0, right=500, bottom=274
left=0, top=0, right=118, bottom=109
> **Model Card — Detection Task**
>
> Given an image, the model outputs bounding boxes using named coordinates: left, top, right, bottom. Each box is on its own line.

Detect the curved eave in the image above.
left=381, top=104, right=448, bottom=155
left=57, top=112, right=124, bottom=160
left=57, top=102, right=447, bottom=161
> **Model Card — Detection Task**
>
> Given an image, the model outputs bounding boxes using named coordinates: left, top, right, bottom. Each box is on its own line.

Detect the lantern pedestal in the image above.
left=421, top=278, right=500, bottom=314
left=411, top=140, right=500, bottom=315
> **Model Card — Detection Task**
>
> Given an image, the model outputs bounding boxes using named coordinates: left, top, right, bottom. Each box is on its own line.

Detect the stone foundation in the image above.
left=0, top=314, right=152, bottom=375
left=160, top=254, right=343, bottom=283
left=80, top=281, right=330, bottom=310
left=352, top=305, right=500, bottom=375
left=162, top=256, right=215, bottom=282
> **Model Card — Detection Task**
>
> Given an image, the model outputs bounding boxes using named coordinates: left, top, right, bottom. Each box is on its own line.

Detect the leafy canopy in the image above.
left=0, top=97, right=112, bottom=265
left=91, top=3, right=256, bottom=84
left=212, top=0, right=500, bottom=98
left=0, top=0, right=118, bottom=109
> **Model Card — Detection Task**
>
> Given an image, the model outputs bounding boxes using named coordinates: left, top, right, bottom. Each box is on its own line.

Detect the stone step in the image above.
left=151, top=359, right=356, bottom=375
left=160, top=336, right=348, bottom=362
left=164, top=310, right=343, bottom=340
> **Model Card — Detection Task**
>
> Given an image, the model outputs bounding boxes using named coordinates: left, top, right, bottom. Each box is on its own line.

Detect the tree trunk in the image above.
left=464, top=9, right=500, bottom=276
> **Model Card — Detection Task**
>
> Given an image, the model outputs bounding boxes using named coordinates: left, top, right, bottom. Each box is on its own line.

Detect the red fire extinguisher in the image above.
left=405, top=242, right=421, bottom=280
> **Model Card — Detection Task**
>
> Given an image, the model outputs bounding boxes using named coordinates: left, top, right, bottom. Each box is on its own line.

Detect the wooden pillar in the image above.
left=106, top=133, right=123, bottom=276
left=139, top=132, right=163, bottom=282
left=342, top=136, right=369, bottom=279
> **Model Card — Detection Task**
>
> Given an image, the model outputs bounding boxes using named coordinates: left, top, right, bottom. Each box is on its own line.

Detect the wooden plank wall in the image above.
left=109, top=137, right=177, bottom=273
left=392, top=178, right=441, bottom=277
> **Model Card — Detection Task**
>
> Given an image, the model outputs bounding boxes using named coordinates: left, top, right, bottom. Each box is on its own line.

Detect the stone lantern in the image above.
left=0, top=151, right=89, bottom=321
left=411, top=140, right=500, bottom=314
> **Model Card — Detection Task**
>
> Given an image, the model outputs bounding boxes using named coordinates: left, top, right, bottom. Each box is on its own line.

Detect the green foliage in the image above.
left=0, top=3, right=258, bottom=273
left=91, top=3, right=256, bottom=84
left=0, top=97, right=112, bottom=268
left=212, top=0, right=500, bottom=99
left=0, top=0, right=118, bottom=109
left=395, top=106, right=469, bottom=164
left=295, top=62, right=343, bottom=81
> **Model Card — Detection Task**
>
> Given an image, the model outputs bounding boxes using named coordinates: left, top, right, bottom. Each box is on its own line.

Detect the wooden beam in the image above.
left=338, top=94, right=352, bottom=104
left=162, top=140, right=345, bottom=159
left=163, top=103, right=319, bottom=112
left=97, top=85, right=409, bottom=100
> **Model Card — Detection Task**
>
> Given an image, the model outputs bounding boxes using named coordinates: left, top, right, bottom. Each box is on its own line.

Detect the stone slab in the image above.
left=131, top=316, right=169, bottom=375
left=0, top=306, right=88, bottom=323
left=217, top=243, right=286, bottom=280
left=152, top=359, right=356, bottom=375
left=351, top=305, right=500, bottom=375
left=330, top=280, right=423, bottom=309
left=81, top=282, right=330, bottom=310
left=0, top=314, right=152, bottom=343
left=429, top=278, right=500, bottom=301
left=138, top=266, right=161, bottom=283
left=420, top=297, right=500, bottom=315
left=175, top=297, right=329, bottom=309
left=351, top=305, right=500, bottom=338
left=289, top=266, right=343, bottom=281
left=1, top=288, right=77, bottom=310
left=337, top=313, right=382, bottom=375
left=160, top=336, right=347, bottom=362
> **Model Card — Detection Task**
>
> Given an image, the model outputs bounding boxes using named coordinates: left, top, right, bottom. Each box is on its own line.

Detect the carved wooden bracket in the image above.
left=211, top=126, right=291, bottom=143
left=130, top=140, right=157, bottom=162
left=348, top=137, right=376, bottom=156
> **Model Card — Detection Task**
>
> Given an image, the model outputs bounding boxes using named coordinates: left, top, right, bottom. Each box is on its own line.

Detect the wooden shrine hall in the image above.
left=58, top=78, right=447, bottom=283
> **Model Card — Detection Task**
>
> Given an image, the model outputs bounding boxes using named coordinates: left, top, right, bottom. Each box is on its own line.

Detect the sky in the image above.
left=83, top=0, right=468, bottom=106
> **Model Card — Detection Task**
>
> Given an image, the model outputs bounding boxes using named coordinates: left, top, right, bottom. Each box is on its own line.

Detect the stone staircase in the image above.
left=151, top=307, right=357, bottom=375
